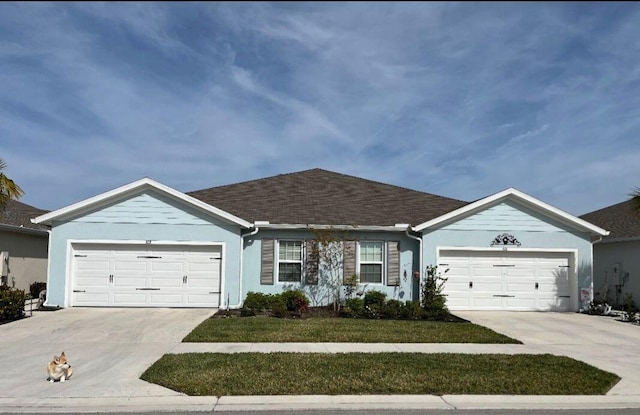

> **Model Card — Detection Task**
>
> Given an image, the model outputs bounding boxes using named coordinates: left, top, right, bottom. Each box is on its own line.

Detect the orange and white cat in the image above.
left=47, top=352, right=73, bottom=382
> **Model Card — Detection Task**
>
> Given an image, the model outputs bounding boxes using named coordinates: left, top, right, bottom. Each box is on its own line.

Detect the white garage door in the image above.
left=438, top=250, right=574, bottom=311
left=71, top=244, right=221, bottom=307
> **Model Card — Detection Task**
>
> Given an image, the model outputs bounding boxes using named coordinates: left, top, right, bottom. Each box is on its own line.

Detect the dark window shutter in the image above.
left=343, top=240, right=356, bottom=284
left=305, top=239, right=319, bottom=285
left=260, top=239, right=274, bottom=285
left=387, top=241, right=400, bottom=286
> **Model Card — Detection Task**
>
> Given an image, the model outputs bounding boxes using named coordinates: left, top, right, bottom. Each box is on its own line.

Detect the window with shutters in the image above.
left=277, top=240, right=303, bottom=283
left=358, top=241, right=384, bottom=284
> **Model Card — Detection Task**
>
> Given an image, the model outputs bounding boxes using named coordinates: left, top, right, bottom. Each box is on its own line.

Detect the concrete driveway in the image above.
left=455, top=311, right=640, bottom=395
left=0, top=307, right=213, bottom=399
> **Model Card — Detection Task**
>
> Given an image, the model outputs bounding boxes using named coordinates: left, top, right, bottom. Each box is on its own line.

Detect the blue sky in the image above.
left=1, top=2, right=639, bottom=215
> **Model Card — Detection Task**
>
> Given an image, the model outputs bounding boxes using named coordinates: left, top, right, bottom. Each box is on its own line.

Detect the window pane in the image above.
left=360, top=241, right=383, bottom=262
left=279, top=263, right=302, bottom=282
left=360, top=264, right=382, bottom=283
left=279, top=241, right=302, bottom=261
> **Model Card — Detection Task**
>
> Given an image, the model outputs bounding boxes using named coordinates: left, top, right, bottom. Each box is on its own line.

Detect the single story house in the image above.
left=33, top=169, right=608, bottom=311
left=1, top=199, right=49, bottom=292
left=581, top=200, right=640, bottom=308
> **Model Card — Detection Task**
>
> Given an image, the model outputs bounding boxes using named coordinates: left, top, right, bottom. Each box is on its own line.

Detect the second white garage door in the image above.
left=438, top=250, right=574, bottom=311
left=71, top=243, right=222, bottom=307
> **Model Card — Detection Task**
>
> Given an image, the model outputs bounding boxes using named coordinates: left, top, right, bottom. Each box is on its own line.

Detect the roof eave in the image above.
left=256, top=223, right=411, bottom=232
left=413, top=187, right=610, bottom=237
left=0, top=223, right=49, bottom=236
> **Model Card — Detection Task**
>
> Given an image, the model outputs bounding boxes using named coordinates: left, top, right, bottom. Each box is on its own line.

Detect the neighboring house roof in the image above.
left=0, top=199, right=49, bottom=235
left=188, top=168, right=469, bottom=227
left=581, top=200, right=640, bottom=241
left=414, top=187, right=609, bottom=236
left=32, top=178, right=252, bottom=228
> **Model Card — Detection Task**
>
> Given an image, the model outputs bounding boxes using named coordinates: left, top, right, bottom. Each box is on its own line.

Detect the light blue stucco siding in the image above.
left=46, top=191, right=243, bottom=307
left=243, top=230, right=420, bottom=306
left=422, top=200, right=594, bottom=308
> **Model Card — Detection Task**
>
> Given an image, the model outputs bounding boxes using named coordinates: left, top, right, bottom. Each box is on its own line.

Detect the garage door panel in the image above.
left=150, top=261, right=184, bottom=272
left=440, top=249, right=574, bottom=311
left=71, top=243, right=222, bottom=308
left=113, top=292, right=147, bottom=305
left=150, top=277, right=183, bottom=288
left=149, top=293, right=183, bottom=305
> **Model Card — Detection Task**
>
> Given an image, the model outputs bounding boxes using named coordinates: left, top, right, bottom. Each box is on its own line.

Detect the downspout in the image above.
left=43, top=229, right=53, bottom=307
left=587, top=235, right=604, bottom=310
left=405, top=226, right=422, bottom=302
left=227, top=226, right=260, bottom=309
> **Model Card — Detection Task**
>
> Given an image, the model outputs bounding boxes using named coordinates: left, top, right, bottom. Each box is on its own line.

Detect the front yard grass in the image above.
left=183, top=317, right=519, bottom=343
left=141, top=352, right=619, bottom=396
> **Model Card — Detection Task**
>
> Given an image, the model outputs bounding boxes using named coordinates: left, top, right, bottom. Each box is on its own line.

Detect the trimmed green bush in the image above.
left=400, top=300, right=423, bottom=319
left=363, top=290, right=387, bottom=308
left=270, top=297, right=288, bottom=318
left=0, top=289, right=25, bottom=321
left=243, top=292, right=274, bottom=312
left=281, top=289, right=309, bottom=313
left=345, top=298, right=364, bottom=315
left=382, top=299, right=403, bottom=319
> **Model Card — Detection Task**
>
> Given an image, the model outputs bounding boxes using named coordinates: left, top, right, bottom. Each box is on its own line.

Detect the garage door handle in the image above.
left=137, top=256, right=162, bottom=259
left=136, top=288, right=161, bottom=291
left=535, top=282, right=539, bottom=290
left=493, top=264, right=515, bottom=267
left=559, top=295, right=571, bottom=298
left=493, top=294, right=515, bottom=298
left=469, top=281, right=473, bottom=289
left=73, top=290, right=86, bottom=293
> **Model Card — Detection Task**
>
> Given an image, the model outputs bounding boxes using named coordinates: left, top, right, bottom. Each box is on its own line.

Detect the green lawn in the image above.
left=141, top=352, right=619, bottom=396
left=183, top=317, right=519, bottom=343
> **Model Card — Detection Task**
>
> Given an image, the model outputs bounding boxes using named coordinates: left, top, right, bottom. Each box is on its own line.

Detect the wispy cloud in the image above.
left=1, top=2, right=639, bottom=215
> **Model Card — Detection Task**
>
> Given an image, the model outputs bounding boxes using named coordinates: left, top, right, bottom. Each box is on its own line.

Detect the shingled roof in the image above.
left=187, top=168, right=468, bottom=226
left=0, top=199, right=49, bottom=233
left=581, top=199, right=640, bottom=240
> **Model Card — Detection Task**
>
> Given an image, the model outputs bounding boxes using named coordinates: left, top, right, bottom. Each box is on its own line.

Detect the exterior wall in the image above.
left=0, top=229, right=48, bottom=292
left=47, top=191, right=243, bottom=307
left=592, top=240, right=640, bottom=308
left=243, top=230, right=420, bottom=306
left=422, top=200, right=594, bottom=309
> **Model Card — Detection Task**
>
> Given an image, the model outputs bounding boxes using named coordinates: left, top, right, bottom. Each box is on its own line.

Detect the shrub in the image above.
left=344, top=298, right=364, bottom=316
left=363, top=290, right=387, bottom=308
left=0, top=289, right=25, bottom=321
left=270, top=297, right=288, bottom=318
left=382, top=299, right=403, bottom=319
left=243, top=292, right=274, bottom=312
left=281, top=289, right=309, bottom=313
left=29, top=281, right=47, bottom=299
left=421, top=265, right=449, bottom=319
left=400, top=300, right=423, bottom=319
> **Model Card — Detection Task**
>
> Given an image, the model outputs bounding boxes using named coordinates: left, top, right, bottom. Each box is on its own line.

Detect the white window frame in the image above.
left=357, top=241, right=385, bottom=285
left=276, top=240, right=304, bottom=284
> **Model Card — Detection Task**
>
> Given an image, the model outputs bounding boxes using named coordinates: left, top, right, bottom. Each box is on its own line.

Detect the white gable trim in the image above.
left=32, top=177, right=252, bottom=228
left=414, top=187, right=609, bottom=236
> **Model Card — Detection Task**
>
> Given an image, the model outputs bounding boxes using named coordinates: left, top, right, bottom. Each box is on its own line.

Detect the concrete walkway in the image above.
left=2, top=309, right=640, bottom=412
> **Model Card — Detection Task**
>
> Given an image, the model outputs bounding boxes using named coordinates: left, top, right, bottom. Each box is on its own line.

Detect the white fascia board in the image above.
left=414, top=187, right=609, bottom=236
left=258, top=223, right=408, bottom=232
left=32, top=177, right=252, bottom=228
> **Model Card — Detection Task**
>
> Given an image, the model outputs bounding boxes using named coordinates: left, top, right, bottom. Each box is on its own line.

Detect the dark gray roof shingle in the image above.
left=188, top=168, right=468, bottom=226
left=0, top=199, right=49, bottom=232
left=580, top=200, right=640, bottom=240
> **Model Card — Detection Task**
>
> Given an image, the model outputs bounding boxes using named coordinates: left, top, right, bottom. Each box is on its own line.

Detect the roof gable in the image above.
left=414, top=187, right=608, bottom=236
left=33, top=178, right=252, bottom=228
left=581, top=200, right=640, bottom=240
left=187, top=168, right=468, bottom=227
